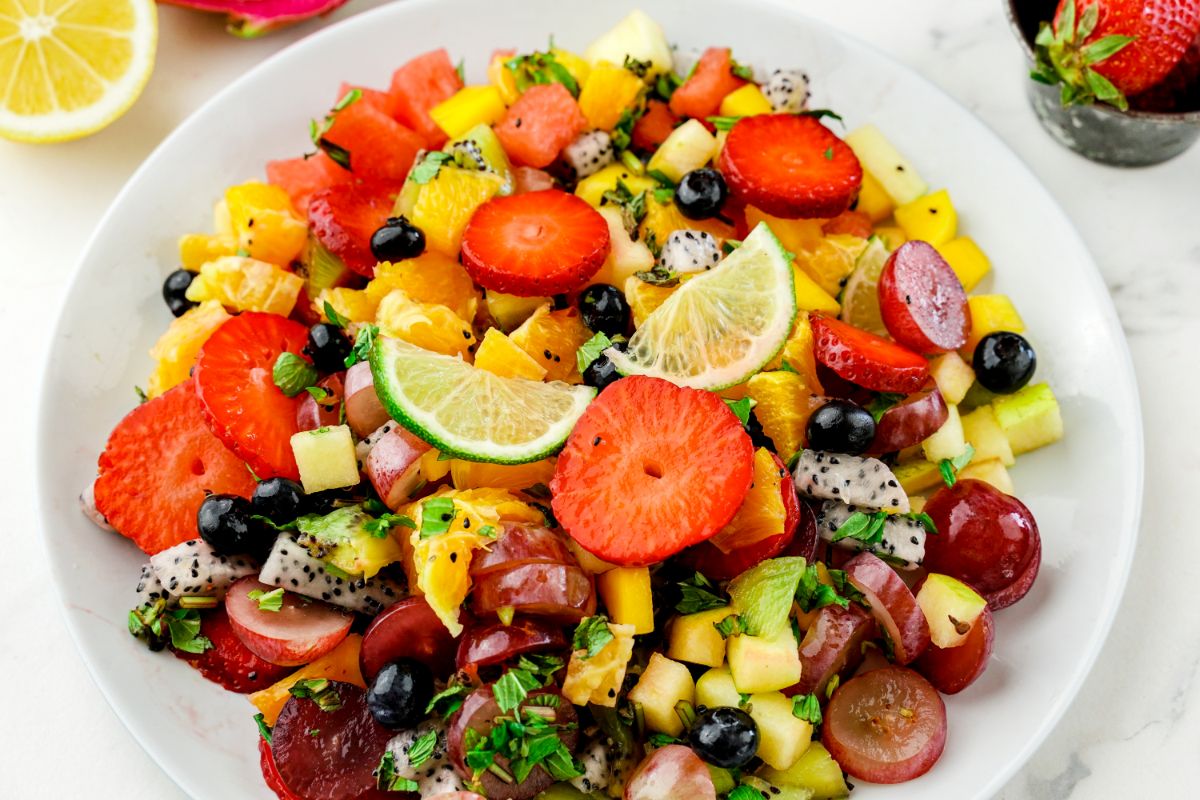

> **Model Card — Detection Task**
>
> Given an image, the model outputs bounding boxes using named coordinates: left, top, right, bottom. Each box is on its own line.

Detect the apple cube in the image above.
left=291, top=425, right=359, bottom=494
left=961, top=404, right=1015, bottom=466
left=583, top=9, right=674, bottom=75
left=843, top=124, right=928, bottom=205
left=992, top=382, right=1064, bottom=455
left=647, top=119, right=718, bottom=183
left=627, top=653, right=694, bottom=736
left=597, top=567, right=654, bottom=634
left=695, top=666, right=742, bottom=709
left=747, top=691, right=814, bottom=770
left=917, top=573, right=987, bottom=648
left=667, top=606, right=731, bottom=667
left=728, top=627, right=802, bottom=694
left=928, top=351, right=975, bottom=405
left=759, top=741, right=851, bottom=799
left=958, top=458, right=1014, bottom=494
left=921, top=404, right=966, bottom=463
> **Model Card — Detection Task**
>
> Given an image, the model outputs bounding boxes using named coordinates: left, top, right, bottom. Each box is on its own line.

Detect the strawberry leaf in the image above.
left=1080, top=34, right=1135, bottom=66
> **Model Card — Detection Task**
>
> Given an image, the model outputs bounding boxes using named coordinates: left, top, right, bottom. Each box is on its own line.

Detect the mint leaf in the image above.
left=409, top=151, right=453, bottom=185
left=407, top=729, right=439, bottom=769
left=323, top=301, right=350, bottom=328
left=166, top=609, right=212, bottom=654
left=705, top=115, right=742, bottom=131
left=376, top=751, right=419, bottom=792
left=675, top=572, right=726, bottom=615
left=425, top=680, right=470, bottom=716
left=494, top=666, right=541, bottom=712
left=576, top=331, right=614, bottom=373
left=572, top=614, right=615, bottom=659
left=343, top=323, right=378, bottom=368
left=247, top=587, right=285, bottom=612
left=272, top=352, right=319, bottom=398
left=792, top=693, right=822, bottom=725
left=723, top=396, right=756, bottom=426
left=937, top=443, right=976, bottom=488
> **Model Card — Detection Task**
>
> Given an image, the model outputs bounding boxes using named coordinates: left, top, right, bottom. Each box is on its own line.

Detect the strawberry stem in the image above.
left=1030, top=0, right=1136, bottom=111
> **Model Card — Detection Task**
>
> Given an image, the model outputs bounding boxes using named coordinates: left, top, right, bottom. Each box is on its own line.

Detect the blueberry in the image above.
left=806, top=399, right=876, bottom=455
left=973, top=331, right=1036, bottom=394
left=688, top=706, right=759, bottom=769
left=163, top=269, right=198, bottom=317
left=370, top=216, right=425, bottom=262
left=578, top=284, right=630, bottom=337
left=197, top=494, right=269, bottom=557
left=675, top=168, right=728, bottom=220
left=367, top=659, right=434, bottom=729
left=250, top=478, right=306, bottom=524
left=582, top=340, right=627, bottom=392
left=304, top=323, right=352, bottom=374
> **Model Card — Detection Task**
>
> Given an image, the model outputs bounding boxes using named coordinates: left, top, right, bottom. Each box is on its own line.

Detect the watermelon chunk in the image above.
left=632, top=98, right=680, bottom=152
left=494, top=83, right=588, bottom=169
left=337, top=82, right=395, bottom=117
left=308, top=181, right=397, bottom=278
left=670, top=47, right=747, bottom=120
left=323, top=101, right=424, bottom=185
left=388, top=48, right=464, bottom=148
left=265, top=153, right=351, bottom=216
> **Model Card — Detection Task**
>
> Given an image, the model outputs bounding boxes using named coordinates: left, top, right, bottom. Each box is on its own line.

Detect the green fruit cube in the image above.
left=992, top=382, right=1063, bottom=455
left=916, top=573, right=987, bottom=648
left=759, top=741, right=851, bottom=799
left=647, top=119, right=718, bottom=183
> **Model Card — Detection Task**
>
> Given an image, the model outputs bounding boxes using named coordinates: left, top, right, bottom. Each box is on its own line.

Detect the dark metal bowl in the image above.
left=1005, top=0, right=1200, bottom=166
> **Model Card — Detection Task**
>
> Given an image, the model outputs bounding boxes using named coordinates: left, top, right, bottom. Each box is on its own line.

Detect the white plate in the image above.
left=35, top=0, right=1143, bottom=797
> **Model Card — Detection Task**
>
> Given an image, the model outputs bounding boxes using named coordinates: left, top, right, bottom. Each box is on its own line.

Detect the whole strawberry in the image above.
left=1032, top=0, right=1200, bottom=109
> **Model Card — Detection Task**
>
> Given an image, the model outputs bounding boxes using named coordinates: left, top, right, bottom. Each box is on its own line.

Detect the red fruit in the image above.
left=226, top=577, right=353, bottom=667
left=460, top=189, right=610, bottom=296
left=915, top=606, right=995, bottom=694
left=94, top=380, right=256, bottom=555
left=307, top=180, right=397, bottom=278
left=822, top=666, right=947, bottom=784
left=511, top=165, right=557, bottom=194
left=669, top=47, right=748, bottom=120
left=266, top=153, right=350, bottom=216
left=360, top=596, right=459, bottom=682
left=336, top=82, right=395, bottom=117
left=296, top=372, right=344, bottom=432
left=259, top=737, right=303, bottom=800
left=632, top=98, right=681, bottom=152
left=810, top=314, right=930, bottom=393
left=323, top=100, right=424, bottom=185
left=878, top=241, right=970, bottom=354
left=173, top=606, right=292, bottom=693
left=193, top=313, right=310, bottom=481
left=1053, top=0, right=1200, bottom=96
left=786, top=602, right=876, bottom=699
left=550, top=376, right=754, bottom=566
left=494, top=83, right=588, bottom=168
left=364, top=426, right=431, bottom=511
left=471, top=562, right=597, bottom=622
left=468, top=522, right=576, bottom=578
left=343, top=362, right=390, bottom=438
left=624, top=745, right=717, bottom=800
left=843, top=552, right=931, bottom=665
left=456, top=617, right=568, bottom=672
left=388, top=48, right=464, bottom=147
left=719, top=114, right=863, bottom=219
left=868, top=384, right=950, bottom=455
left=823, top=209, right=874, bottom=239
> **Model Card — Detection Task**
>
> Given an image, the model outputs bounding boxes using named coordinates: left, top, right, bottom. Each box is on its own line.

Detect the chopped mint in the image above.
left=799, top=108, right=845, bottom=125
left=825, top=674, right=841, bottom=699
left=610, top=106, right=642, bottom=152
left=865, top=392, right=905, bottom=423
left=576, top=331, right=614, bottom=373
left=289, top=678, right=342, bottom=712
left=908, top=511, right=938, bottom=535
left=505, top=51, right=579, bottom=96
left=601, top=178, right=647, bottom=234
left=295, top=505, right=370, bottom=544
left=323, top=301, right=350, bottom=328
left=723, top=396, right=756, bottom=426
left=455, top=58, right=465, bottom=83
left=572, top=615, right=615, bottom=659
left=795, top=562, right=851, bottom=612
left=633, top=264, right=680, bottom=287
left=646, top=168, right=675, bottom=204
left=792, top=693, right=822, bottom=725
left=721, top=238, right=743, bottom=255
left=713, top=613, right=745, bottom=639
left=248, top=587, right=285, bottom=613
left=419, top=497, right=456, bottom=538
left=134, top=385, right=148, bottom=404
left=376, top=751, right=419, bottom=792
left=478, top=524, right=497, bottom=539
left=823, top=146, right=834, bottom=161
left=426, top=680, right=470, bottom=716
left=730, top=59, right=755, bottom=81
left=647, top=732, right=680, bottom=747
left=494, top=666, right=542, bottom=713
left=178, top=596, right=218, bottom=610
left=305, top=385, right=332, bottom=403
left=363, top=512, right=416, bottom=538
left=831, top=510, right=889, bottom=546
left=705, top=115, right=742, bottom=132
left=344, top=324, right=379, bottom=368
left=738, top=693, right=751, bottom=708
left=622, top=55, right=652, bottom=78
left=651, top=71, right=683, bottom=103
left=675, top=572, right=726, bottom=615
left=272, top=352, right=319, bottom=398
left=409, top=151, right=453, bottom=185
left=165, top=608, right=212, bottom=654
left=938, top=444, right=976, bottom=488
left=407, top=729, right=439, bottom=769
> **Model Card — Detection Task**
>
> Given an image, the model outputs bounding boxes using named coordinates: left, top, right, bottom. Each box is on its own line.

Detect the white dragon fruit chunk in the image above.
left=571, top=739, right=612, bottom=794
left=134, top=564, right=172, bottom=607
left=80, top=479, right=113, bottom=531
left=659, top=229, right=721, bottom=274
left=563, top=130, right=615, bottom=179
left=259, top=533, right=404, bottom=616
left=762, top=68, right=811, bottom=113
left=355, top=419, right=398, bottom=466
left=386, top=720, right=466, bottom=794
left=792, top=450, right=910, bottom=512
left=817, top=500, right=926, bottom=570
left=148, top=539, right=259, bottom=601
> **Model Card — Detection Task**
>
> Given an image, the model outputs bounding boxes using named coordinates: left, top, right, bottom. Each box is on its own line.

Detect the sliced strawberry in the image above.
left=307, top=180, right=397, bottom=277
left=323, top=100, right=424, bottom=185
left=632, top=98, right=681, bottom=152
left=388, top=48, right=463, bottom=147
left=194, top=313, right=310, bottom=481
left=259, top=737, right=303, bottom=800
left=719, top=114, right=863, bottom=219
left=811, top=314, right=930, bottom=393
left=94, top=381, right=256, bottom=555
left=174, top=606, right=292, bottom=694
left=265, top=153, right=350, bottom=216
left=460, top=189, right=610, bottom=296
left=669, top=47, right=748, bottom=120
left=550, top=376, right=754, bottom=566
left=494, top=83, right=588, bottom=168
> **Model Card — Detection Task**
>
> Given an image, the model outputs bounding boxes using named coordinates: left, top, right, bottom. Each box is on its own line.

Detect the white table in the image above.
left=3, top=1, right=1197, bottom=797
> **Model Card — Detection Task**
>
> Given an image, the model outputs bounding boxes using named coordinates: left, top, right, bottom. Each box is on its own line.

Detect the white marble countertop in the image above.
left=3, top=1, right=1197, bottom=797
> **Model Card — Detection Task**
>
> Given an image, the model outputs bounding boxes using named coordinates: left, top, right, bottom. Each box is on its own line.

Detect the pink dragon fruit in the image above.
left=160, top=0, right=354, bottom=38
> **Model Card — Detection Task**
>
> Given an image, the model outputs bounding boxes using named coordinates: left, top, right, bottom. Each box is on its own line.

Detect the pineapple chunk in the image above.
left=562, top=622, right=636, bottom=707
left=485, top=291, right=549, bottom=332
left=938, top=236, right=991, bottom=291
left=719, top=84, right=773, bottom=117
left=578, top=61, right=645, bottom=130
left=591, top=206, right=655, bottom=287
left=727, top=627, right=802, bottom=694
left=185, top=256, right=304, bottom=315
left=894, top=189, right=957, bottom=246
left=748, top=691, right=814, bottom=770
left=963, top=294, right=1025, bottom=353
left=961, top=404, right=1015, bottom=466
left=695, top=666, right=742, bottom=708
left=584, top=9, right=673, bottom=75
left=597, top=567, right=654, bottom=634
left=574, top=163, right=656, bottom=208
left=958, top=458, right=1014, bottom=494
left=292, top=425, right=360, bottom=494
left=855, top=169, right=894, bottom=223
left=892, top=459, right=944, bottom=494
left=474, top=328, right=547, bottom=381
left=759, top=741, right=851, bottom=799
left=146, top=300, right=231, bottom=398
left=992, top=382, right=1063, bottom=455
left=627, top=653, right=695, bottom=736
left=929, top=351, right=975, bottom=405
left=647, top=119, right=718, bottom=183
left=844, top=124, right=928, bottom=205
left=922, top=404, right=967, bottom=463
left=430, top=85, right=506, bottom=139
left=667, top=606, right=731, bottom=668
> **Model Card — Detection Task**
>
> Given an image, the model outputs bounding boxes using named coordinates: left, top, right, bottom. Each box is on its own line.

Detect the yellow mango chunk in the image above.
left=894, top=189, right=957, bottom=246
left=488, top=53, right=521, bottom=105
left=720, top=84, right=773, bottom=116
left=597, top=567, right=654, bottom=634
left=938, top=236, right=991, bottom=292
left=449, top=458, right=556, bottom=491
left=575, top=163, right=656, bottom=208
left=430, top=85, right=506, bottom=139
left=249, top=635, right=365, bottom=725
left=963, top=294, right=1025, bottom=353
left=628, top=654, right=695, bottom=736
left=179, top=233, right=236, bottom=271
left=667, top=606, right=731, bottom=668
left=856, top=169, right=894, bottom=223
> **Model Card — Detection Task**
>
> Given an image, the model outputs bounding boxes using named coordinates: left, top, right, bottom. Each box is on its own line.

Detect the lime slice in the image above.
left=605, top=222, right=797, bottom=390
left=370, top=337, right=595, bottom=464
left=838, top=236, right=891, bottom=336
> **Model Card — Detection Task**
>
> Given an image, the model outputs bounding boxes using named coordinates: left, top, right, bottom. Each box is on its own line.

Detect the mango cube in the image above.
left=855, top=169, right=894, bottom=223
left=938, top=236, right=991, bottom=291
left=719, top=84, right=773, bottom=117
left=627, top=653, right=694, bottom=736
left=891, top=459, right=944, bottom=494
left=667, top=606, right=731, bottom=667
left=894, top=189, right=957, bottom=246
left=430, top=86, right=507, bottom=139
left=759, top=741, right=851, bottom=799
left=748, top=691, right=813, bottom=770
left=728, top=627, right=802, bottom=694
left=292, top=425, right=360, bottom=494
left=963, top=294, right=1025, bottom=353
left=961, top=404, right=1015, bottom=466
left=574, top=163, right=656, bottom=208
left=597, top=567, right=654, bottom=634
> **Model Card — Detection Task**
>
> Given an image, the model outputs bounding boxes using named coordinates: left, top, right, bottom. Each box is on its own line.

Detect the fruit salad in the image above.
left=86, top=10, right=1065, bottom=799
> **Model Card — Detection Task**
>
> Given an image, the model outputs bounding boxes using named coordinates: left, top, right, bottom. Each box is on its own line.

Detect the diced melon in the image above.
left=938, top=236, right=991, bottom=291
left=916, top=573, right=987, bottom=648
left=562, top=622, right=636, bottom=707
left=855, top=169, right=894, bottom=223
left=844, top=124, right=928, bottom=205
left=583, top=9, right=674, bottom=75
left=921, top=404, right=967, bottom=463
left=759, top=741, right=851, bottom=799
left=597, top=567, right=654, bottom=634
left=891, top=459, right=944, bottom=494
left=627, top=653, right=694, bottom=736
left=719, top=84, right=773, bottom=117
left=695, top=666, right=742, bottom=709
left=646, top=119, right=718, bottom=183
left=291, top=425, right=360, bottom=494
left=667, top=606, right=731, bottom=667
left=727, top=627, right=802, bottom=694
left=992, top=382, right=1063, bottom=455
left=963, top=294, right=1025, bottom=353
left=894, top=189, right=957, bottom=246
left=961, top=404, right=1015, bottom=466
left=748, top=691, right=814, bottom=770
left=929, top=351, right=975, bottom=405
left=958, top=458, right=1014, bottom=494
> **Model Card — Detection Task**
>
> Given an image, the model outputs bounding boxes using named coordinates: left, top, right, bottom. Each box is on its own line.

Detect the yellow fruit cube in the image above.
left=185, top=256, right=304, bottom=315
left=894, top=189, right=957, bottom=246
left=992, top=382, right=1063, bottom=455
left=578, top=61, right=645, bottom=130
left=922, top=404, right=967, bottom=463
left=745, top=208, right=826, bottom=255
left=367, top=253, right=479, bottom=322
left=647, top=119, right=717, bottom=183
left=667, top=606, right=731, bottom=667
left=376, top=290, right=476, bottom=359
left=958, top=458, right=1014, bottom=494
left=315, top=287, right=375, bottom=325
left=430, top=85, right=507, bottom=139
left=292, top=425, right=360, bottom=494
left=928, top=351, right=975, bottom=405
left=509, top=304, right=591, bottom=382
left=628, top=654, right=695, bottom=736
left=696, top=667, right=742, bottom=709
left=961, top=404, right=1015, bottom=466
left=855, top=169, right=894, bottom=223
left=891, top=459, right=944, bottom=494
left=488, top=53, right=521, bottom=106
left=749, top=691, right=813, bottom=770
left=486, top=292, right=550, bottom=332
left=179, top=233, right=236, bottom=271
left=562, top=622, right=636, bottom=707
left=591, top=206, right=655, bottom=287
left=402, top=166, right=504, bottom=257
left=873, top=225, right=908, bottom=250
left=474, top=328, right=548, bottom=380
left=550, top=48, right=592, bottom=88
left=709, top=448, right=786, bottom=553
left=963, top=294, right=1025, bottom=353
left=759, top=741, right=850, bottom=799
left=225, top=181, right=308, bottom=266
left=791, top=264, right=840, bottom=315
left=575, top=163, right=656, bottom=208
left=938, top=236, right=991, bottom=291
left=449, top=458, right=555, bottom=491
left=719, top=84, right=773, bottom=117
left=597, top=567, right=654, bottom=634
left=728, top=627, right=802, bottom=693
left=146, top=300, right=231, bottom=398
left=250, top=635, right=364, bottom=725
left=583, top=9, right=674, bottom=76
left=746, top=371, right=813, bottom=463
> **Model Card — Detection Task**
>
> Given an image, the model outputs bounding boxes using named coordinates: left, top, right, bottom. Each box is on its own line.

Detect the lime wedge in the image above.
left=838, top=235, right=891, bottom=336
left=370, top=337, right=595, bottom=464
left=605, top=222, right=797, bottom=390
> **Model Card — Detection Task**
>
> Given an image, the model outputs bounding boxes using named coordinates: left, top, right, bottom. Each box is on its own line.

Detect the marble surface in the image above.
left=3, top=0, right=1197, bottom=797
